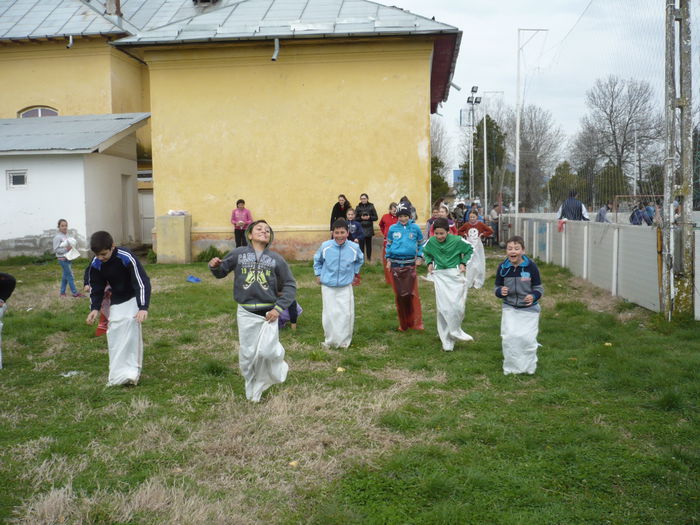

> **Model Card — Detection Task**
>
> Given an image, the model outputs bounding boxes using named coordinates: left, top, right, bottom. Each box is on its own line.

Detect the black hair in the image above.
left=433, top=218, right=450, bottom=232
left=236, top=199, right=245, bottom=206
left=506, top=235, right=525, bottom=250
left=57, top=218, right=67, bottom=228
left=568, top=189, right=578, bottom=198
left=332, top=219, right=349, bottom=231
left=90, top=231, right=114, bottom=253
left=360, top=193, right=369, bottom=200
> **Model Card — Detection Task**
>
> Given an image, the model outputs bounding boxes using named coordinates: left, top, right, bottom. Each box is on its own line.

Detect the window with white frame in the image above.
left=7, top=170, right=27, bottom=189
left=18, top=106, right=58, bottom=118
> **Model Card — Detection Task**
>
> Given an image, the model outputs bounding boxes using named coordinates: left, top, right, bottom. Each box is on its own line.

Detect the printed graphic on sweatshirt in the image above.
left=238, top=252, right=276, bottom=291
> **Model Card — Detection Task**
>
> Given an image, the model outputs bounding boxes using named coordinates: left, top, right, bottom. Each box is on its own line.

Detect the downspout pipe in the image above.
left=271, top=38, right=280, bottom=61
left=66, top=35, right=74, bottom=48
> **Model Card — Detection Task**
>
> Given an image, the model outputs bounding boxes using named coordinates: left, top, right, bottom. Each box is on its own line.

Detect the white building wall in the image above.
left=83, top=153, right=139, bottom=244
left=0, top=155, right=88, bottom=255
left=617, top=225, right=660, bottom=311
left=588, top=223, right=615, bottom=292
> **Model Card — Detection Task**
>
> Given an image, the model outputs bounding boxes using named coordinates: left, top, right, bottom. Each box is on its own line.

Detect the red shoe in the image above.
left=72, top=293, right=86, bottom=298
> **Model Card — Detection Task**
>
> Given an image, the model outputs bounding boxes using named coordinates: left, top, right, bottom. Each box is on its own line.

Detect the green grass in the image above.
left=0, top=251, right=698, bottom=524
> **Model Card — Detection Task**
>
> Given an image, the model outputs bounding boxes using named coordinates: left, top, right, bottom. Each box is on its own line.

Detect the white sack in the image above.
left=501, top=305, right=540, bottom=375
left=237, top=306, right=289, bottom=402
left=0, top=303, right=6, bottom=369
left=425, top=268, right=473, bottom=351
left=321, top=284, right=354, bottom=348
left=464, top=229, right=485, bottom=289
left=106, top=298, right=143, bottom=385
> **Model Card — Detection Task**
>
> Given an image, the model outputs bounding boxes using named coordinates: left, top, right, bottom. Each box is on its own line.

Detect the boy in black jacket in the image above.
left=85, top=231, right=151, bottom=386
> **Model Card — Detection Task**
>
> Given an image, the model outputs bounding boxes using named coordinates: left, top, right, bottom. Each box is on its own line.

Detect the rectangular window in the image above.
left=7, top=170, right=27, bottom=188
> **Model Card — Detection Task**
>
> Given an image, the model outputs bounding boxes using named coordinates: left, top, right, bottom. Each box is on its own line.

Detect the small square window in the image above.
left=7, top=170, right=27, bottom=188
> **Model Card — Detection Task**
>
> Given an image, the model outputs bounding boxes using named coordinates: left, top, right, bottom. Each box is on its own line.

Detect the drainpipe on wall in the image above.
left=66, top=35, right=74, bottom=49
left=271, top=38, right=280, bottom=61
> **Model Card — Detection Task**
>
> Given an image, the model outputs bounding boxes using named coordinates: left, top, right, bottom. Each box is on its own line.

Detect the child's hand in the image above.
left=524, top=294, right=534, bottom=305
left=86, top=310, right=99, bottom=324
left=209, top=257, right=222, bottom=268
left=265, top=309, right=280, bottom=323
left=459, top=263, right=466, bottom=273
left=315, top=276, right=321, bottom=285
left=501, top=286, right=509, bottom=296
left=386, top=260, right=391, bottom=270
left=415, top=257, right=423, bottom=266
left=353, top=239, right=359, bottom=243
left=427, top=263, right=434, bottom=273
left=135, top=310, right=148, bottom=323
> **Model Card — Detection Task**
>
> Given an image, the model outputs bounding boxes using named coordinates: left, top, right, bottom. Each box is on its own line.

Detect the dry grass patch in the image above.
left=20, top=454, right=89, bottom=490
left=40, top=332, right=70, bottom=357
left=8, top=436, right=56, bottom=464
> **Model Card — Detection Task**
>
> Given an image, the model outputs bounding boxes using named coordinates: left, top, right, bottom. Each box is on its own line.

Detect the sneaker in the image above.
left=59, top=293, right=67, bottom=298
left=72, top=293, right=86, bottom=298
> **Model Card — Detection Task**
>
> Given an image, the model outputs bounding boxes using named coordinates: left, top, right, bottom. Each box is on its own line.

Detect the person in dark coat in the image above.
left=355, top=193, right=378, bottom=261
left=330, top=194, right=351, bottom=230
left=557, top=190, right=590, bottom=221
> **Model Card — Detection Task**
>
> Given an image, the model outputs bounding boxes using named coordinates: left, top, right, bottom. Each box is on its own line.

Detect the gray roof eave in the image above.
left=111, top=27, right=461, bottom=47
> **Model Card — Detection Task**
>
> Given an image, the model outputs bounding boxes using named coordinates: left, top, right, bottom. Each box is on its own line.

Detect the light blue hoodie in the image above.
left=313, top=239, right=364, bottom=287
left=385, top=220, right=424, bottom=262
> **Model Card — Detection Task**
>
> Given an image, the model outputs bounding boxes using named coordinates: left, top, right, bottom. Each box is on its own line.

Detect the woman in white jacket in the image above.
left=52, top=219, right=84, bottom=298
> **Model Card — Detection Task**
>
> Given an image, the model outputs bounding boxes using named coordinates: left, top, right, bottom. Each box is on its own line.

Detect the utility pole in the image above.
left=663, top=0, right=694, bottom=319
left=515, top=28, right=547, bottom=227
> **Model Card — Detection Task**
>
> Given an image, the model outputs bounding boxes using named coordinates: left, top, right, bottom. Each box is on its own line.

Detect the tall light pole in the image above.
left=481, top=90, right=504, bottom=217
left=515, top=28, right=547, bottom=227
left=466, top=86, right=480, bottom=201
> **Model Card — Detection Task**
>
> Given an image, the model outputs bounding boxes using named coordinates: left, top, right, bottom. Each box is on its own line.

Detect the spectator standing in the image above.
left=596, top=202, right=612, bottom=223
left=231, top=199, right=253, bottom=248
left=330, top=194, right=351, bottom=230
left=630, top=203, right=653, bottom=225
left=53, top=219, right=85, bottom=298
left=355, top=193, right=378, bottom=261
left=557, top=190, right=590, bottom=221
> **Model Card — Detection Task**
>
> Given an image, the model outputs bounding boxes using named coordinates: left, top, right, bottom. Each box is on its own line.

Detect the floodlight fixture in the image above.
left=471, top=85, right=478, bottom=94
left=474, top=97, right=482, bottom=104
left=467, top=96, right=474, bottom=104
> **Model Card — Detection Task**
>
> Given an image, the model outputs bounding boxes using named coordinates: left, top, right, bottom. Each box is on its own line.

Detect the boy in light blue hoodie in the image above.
left=314, top=219, right=364, bottom=348
left=385, top=203, right=424, bottom=330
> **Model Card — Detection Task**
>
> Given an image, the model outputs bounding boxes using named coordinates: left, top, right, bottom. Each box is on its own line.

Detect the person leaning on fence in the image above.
left=86, top=231, right=151, bottom=386
left=209, top=220, right=296, bottom=402
left=385, top=203, right=424, bottom=331
left=630, top=203, right=653, bottom=226
left=313, top=219, right=364, bottom=349
left=495, top=236, right=544, bottom=375
left=422, top=218, right=474, bottom=351
left=596, top=202, right=612, bottom=223
left=557, top=190, right=590, bottom=221
left=0, top=273, right=17, bottom=369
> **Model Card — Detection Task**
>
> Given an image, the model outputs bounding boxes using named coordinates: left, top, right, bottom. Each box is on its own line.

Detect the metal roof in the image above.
left=0, top=113, right=150, bottom=154
left=113, top=0, right=459, bottom=45
left=0, top=0, right=457, bottom=54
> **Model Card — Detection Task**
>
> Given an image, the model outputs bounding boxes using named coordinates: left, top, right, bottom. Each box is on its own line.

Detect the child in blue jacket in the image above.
left=345, top=208, right=365, bottom=244
left=385, top=204, right=424, bottom=330
left=314, top=219, right=364, bottom=348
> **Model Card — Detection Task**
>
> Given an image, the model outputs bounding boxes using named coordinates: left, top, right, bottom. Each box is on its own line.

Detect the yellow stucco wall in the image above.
left=141, top=38, right=433, bottom=257
left=0, top=38, right=150, bottom=154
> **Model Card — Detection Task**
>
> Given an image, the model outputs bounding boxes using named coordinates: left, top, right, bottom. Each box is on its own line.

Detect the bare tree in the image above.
left=501, top=104, right=563, bottom=210
left=430, top=115, right=452, bottom=180
left=574, top=76, right=663, bottom=185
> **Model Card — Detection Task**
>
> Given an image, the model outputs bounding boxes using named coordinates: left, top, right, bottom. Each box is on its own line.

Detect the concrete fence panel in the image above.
left=587, top=223, right=616, bottom=292
left=616, top=225, right=661, bottom=312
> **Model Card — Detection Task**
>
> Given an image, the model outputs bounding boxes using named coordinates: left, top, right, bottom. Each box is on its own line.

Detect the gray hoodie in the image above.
left=210, top=236, right=296, bottom=313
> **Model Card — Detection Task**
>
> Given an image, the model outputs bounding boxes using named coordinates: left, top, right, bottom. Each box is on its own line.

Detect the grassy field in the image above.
left=0, top=250, right=698, bottom=524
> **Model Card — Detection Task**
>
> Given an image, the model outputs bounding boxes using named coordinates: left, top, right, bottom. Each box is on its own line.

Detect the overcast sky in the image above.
left=394, top=0, right=672, bottom=168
